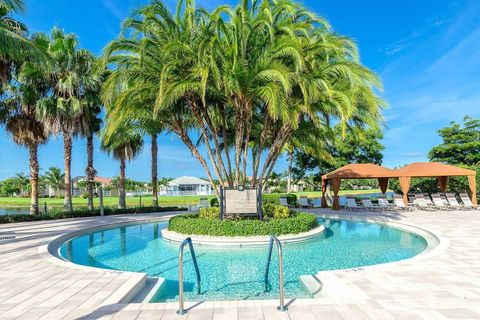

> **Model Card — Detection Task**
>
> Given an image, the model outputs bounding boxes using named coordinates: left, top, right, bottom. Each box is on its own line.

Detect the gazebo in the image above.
left=395, top=162, right=477, bottom=206
left=321, top=164, right=397, bottom=210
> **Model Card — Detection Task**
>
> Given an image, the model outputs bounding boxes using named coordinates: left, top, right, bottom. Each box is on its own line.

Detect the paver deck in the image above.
left=1, top=209, right=480, bottom=319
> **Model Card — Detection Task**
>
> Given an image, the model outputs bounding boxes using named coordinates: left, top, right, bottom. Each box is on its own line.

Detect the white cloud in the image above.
left=102, top=0, right=125, bottom=20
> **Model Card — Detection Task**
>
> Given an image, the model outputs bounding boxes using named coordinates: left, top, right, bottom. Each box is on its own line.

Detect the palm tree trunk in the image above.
left=287, top=151, right=293, bottom=194
left=29, top=144, right=39, bottom=215
left=119, top=157, right=126, bottom=209
left=86, top=134, right=95, bottom=211
left=151, top=133, right=158, bottom=207
left=63, top=132, right=73, bottom=212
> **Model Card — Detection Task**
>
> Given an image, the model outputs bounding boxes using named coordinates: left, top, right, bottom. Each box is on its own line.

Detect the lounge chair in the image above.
left=378, top=198, right=394, bottom=211
left=199, top=197, right=209, bottom=208
left=345, top=198, right=363, bottom=211
left=393, top=194, right=413, bottom=211
left=413, top=194, right=436, bottom=211
left=445, top=193, right=469, bottom=210
left=408, top=193, right=417, bottom=207
left=279, top=197, right=292, bottom=207
left=361, top=199, right=380, bottom=211
left=459, top=193, right=476, bottom=210
left=298, top=196, right=313, bottom=208
left=422, top=193, right=435, bottom=206
left=431, top=193, right=453, bottom=210
left=311, top=197, right=322, bottom=208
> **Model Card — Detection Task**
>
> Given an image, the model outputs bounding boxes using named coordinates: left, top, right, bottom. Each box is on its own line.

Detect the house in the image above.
left=72, top=176, right=115, bottom=196
left=159, top=176, right=213, bottom=196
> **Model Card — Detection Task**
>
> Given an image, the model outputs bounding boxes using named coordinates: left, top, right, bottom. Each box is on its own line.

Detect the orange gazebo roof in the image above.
left=395, top=162, right=476, bottom=177
left=322, top=163, right=397, bottom=180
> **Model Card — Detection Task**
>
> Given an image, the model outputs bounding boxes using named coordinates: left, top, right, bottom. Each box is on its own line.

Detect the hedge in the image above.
left=0, top=206, right=187, bottom=224
left=210, top=193, right=297, bottom=207
left=168, top=212, right=317, bottom=236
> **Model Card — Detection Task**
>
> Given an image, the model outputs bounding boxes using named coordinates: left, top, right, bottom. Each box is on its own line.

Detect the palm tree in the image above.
left=43, top=167, right=65, bottom=197
left=0, top=34, right=50, bottom=214
left=0, top=0, right=49, bottom=88
left=101, top=125, right=143, bottom=209
left=36, top=28, right=100, bottom=212
left=103, top=0, right=384, bottom=197
left=13, top=172, right=29, bottom=196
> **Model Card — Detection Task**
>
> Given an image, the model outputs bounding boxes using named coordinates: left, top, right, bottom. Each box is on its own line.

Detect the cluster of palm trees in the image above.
left=1, top=0, right=385, bottom=214
left=0, top=167, right=65, bottom=197
left=102, top=0, right=384, bottom=199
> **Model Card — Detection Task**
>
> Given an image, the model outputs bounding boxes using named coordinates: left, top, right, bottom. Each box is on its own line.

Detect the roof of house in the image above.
left=395, top=162, right=476, bottom=177
left=322, top=163, right=397, bottom=180
left=95, top=176, right=113, bottom=185
left=168, top=176, right=211, bottom=186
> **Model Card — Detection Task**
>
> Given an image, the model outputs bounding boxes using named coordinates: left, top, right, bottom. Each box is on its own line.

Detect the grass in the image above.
left=0, top=189, right=386, bottom=207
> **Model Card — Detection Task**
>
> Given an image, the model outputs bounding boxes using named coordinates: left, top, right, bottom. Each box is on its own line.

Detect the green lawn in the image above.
left=0, top=189, right=385, bottom=207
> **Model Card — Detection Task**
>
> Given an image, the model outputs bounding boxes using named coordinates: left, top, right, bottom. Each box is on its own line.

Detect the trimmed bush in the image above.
left=168, top=212, right=317, bottom=236
left=210, top=197, right=219, bottom=207
left=0, top=206, right=188, bottom=224
left=262, top=203, right=290, bottom=219
left=199, top=207, right=220, bottom=219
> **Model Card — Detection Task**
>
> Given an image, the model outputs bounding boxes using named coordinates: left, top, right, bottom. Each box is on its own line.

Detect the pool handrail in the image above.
left=176, top=237, right=201, bottom=315
left=264, top=235, right=287, bottom=312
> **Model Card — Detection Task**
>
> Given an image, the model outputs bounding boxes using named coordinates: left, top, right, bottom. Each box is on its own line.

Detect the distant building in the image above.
left=72, top=176, right=115, bottom=196
left=159, top=176, right=213, bottom=196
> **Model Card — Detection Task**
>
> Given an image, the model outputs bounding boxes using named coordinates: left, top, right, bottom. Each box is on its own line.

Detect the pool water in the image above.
left=60, top=219, right=427, bottom=302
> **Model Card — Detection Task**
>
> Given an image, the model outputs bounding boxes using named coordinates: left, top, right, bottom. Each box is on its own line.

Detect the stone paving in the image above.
left=1, top=209, right=480, bottom=319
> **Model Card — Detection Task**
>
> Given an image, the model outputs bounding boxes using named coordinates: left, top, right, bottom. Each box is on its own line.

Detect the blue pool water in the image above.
left=60, top=219, right=427, bottom=302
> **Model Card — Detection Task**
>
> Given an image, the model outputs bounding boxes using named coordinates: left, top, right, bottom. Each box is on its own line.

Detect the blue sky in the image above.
left=1, top=0, right=479, bottom=181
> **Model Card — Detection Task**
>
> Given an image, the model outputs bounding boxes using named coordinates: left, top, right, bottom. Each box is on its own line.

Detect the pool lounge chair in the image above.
left=279, top=197, right=293, bottom=207
left=393, top=195, right=414, bottom=211
left=459, top=193, right=476, bottom=210
left=298, top=196, right=313, bottom=208
left=361, top=199, right=380, bottom=211
left=445, top=193, right=470, bottom=210
left=345, top=198, right=363, bottom=211
left=378, top=198, right=394, bottom=211
left=431, top=193, right=454, bottom=210
left=413, top=194, right=436, bottom=211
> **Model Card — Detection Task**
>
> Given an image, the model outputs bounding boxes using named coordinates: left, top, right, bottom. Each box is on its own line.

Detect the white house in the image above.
left=160, top=176, right=213, bottom=196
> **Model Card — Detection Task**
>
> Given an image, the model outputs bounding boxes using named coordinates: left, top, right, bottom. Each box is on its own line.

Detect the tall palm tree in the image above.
left=43, top=167, right=65, bottom=197
left=103, top=0, right=384, bottom=196
left=0, top=0, right=49, bottom=88
left=36, top=28, right=100, bottom=212
left=0, top=33, right=50, bottom=214
left=101, top=126, right=143, bottom=209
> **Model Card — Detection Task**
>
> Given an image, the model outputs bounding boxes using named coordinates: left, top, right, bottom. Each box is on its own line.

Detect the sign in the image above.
left=220, top=186, right=262, bottom=219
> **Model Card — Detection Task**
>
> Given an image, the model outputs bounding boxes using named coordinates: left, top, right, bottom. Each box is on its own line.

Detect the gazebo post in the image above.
left=468, top=175, right=477, bottom=207
left=398, top=176, right=411, bottom=205
left=378, top=177, right=389, bottom=194
left=332, top=178, right=341, bottom=210
left=321, top=178, right=328, bottom=208
left=436, top=176, right=448, bottom=192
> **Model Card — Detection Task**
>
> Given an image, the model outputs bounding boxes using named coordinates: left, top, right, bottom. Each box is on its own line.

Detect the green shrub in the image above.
left=262, top=193, right=297, bottom=206
left=168, top=212, right=317, bottom=236
left=199, top=207, right=220, bottom=219
left=0, top=206, right=188, bottom=224
left=262, top=203, right=290, bottom=219
left=210, top=197, right=219, bottom=207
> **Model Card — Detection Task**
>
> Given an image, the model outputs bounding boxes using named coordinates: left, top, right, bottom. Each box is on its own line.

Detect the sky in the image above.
left=1, top=0, right=480, bottom=181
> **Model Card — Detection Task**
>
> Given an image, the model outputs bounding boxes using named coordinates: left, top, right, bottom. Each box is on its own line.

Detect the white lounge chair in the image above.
left=414, top=194, right=436, bottom=211
left=431, top=193, right=453, bottom=210
left=393, top=195, right=413, bottom=211
left=378, top=198, right=394, bottom=211
left=445, top=193, right=469, bottom=210
left=459, top=193, right=476, bottom=210
left=361, top=199, right=380, bottom=211
left=345, top=198, right=362, bottom=211
left=298, top=196, right=313, bottom=208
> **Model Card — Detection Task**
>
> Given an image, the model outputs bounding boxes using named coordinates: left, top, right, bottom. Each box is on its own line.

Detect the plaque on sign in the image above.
left=220, top=186, right=262, bottom=220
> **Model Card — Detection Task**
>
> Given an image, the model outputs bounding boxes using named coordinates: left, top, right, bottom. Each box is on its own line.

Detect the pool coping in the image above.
left=37, top=211, right=448, bottom=306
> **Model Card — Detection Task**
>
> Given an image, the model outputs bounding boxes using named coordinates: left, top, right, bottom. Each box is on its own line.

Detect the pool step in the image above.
left=130, top=277, right=166, bottom=303
left=300, top=275, right=323, bottom=297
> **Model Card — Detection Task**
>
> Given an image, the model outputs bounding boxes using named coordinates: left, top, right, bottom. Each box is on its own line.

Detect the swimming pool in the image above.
left=59, top=218, right=428, bottom=302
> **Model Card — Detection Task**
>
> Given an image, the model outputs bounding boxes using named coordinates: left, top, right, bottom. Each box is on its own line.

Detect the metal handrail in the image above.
left=177, top=237, right=201, bottom=315
left=264, top=235, right=287, bottom=312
